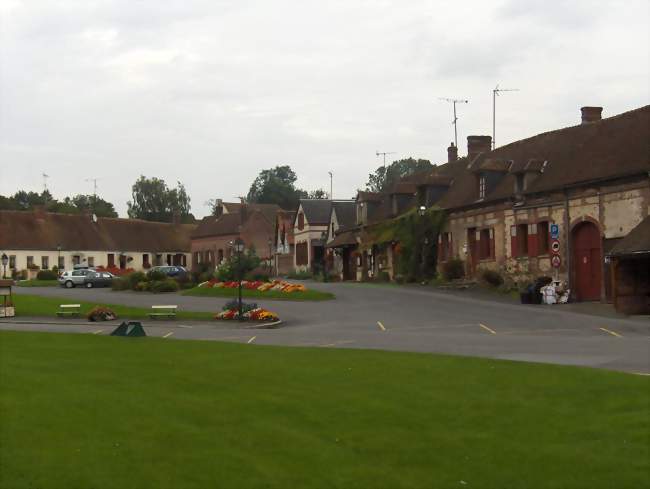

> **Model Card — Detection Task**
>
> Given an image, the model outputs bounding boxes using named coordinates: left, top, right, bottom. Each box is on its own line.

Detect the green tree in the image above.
left=247, top=165, right=306, bottom=210
left=306, top=189, right=328, bottom=199
left=127, top=176, right=192, bottom=223
left=365, top=158, right=433, bottom=193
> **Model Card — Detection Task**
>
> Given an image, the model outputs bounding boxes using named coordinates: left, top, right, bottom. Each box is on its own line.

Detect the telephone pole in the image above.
left=328, top=171, right=333, bottom=200
left=439, top=97, right=468, bottom=147
left=492, top=84, right=519, bottom=149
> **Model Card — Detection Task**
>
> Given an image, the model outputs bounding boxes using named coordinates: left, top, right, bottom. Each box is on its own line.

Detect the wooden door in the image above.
left=572, top=222, right=602, bottom=301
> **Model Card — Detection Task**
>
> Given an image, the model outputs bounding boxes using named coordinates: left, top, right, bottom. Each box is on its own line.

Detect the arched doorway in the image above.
left=571, top=221, right=602, bottom=301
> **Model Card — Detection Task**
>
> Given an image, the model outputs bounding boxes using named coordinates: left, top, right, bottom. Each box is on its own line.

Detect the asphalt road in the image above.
left=4, top=282, right=649, bottom=374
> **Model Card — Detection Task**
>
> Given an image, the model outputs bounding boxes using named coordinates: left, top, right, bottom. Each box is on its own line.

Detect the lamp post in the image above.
left=1, top=254, right=8, bottom=279
left=233, top=238, right=245, bottom=321
left=267, top=237, right=273, bottom=276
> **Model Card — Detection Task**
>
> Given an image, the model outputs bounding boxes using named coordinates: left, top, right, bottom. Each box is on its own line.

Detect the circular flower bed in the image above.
left=215, top=301, right=279, bottom=322
left=199, top=279, right=307, bottom=293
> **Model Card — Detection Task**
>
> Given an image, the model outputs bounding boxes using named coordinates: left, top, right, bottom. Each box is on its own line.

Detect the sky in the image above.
left=1, top=0, right=648, bottom=218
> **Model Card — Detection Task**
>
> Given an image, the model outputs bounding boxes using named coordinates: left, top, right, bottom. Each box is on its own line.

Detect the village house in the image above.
left=0, top=208, right=194, bottom=277
left=190, top=200, right=279, bottom=271
left=273, top=209, right=296, bottom=275
left=324, top=200, right=356, bottom=280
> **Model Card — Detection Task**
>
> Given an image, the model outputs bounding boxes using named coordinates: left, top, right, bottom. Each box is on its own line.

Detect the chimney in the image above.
left=581, top=106, right=602, bottom=124
left=214, top=198, right=224, bottom=217
left=467, top=135, right=492, bottom=161
left=447, top=142, right=458, bottom=163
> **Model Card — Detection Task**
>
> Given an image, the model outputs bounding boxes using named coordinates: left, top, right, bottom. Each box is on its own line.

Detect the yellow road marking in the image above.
left=93, top=330, right=104, bottom=335
left=377, top=321, right=386, bottom=332
left=479, top=323, right=497, bottom=335
left=247, top=336, right=256, bottom=344
left=599, top=327, right=622, bottom=338
left=163, top=332, right=174, bottom=338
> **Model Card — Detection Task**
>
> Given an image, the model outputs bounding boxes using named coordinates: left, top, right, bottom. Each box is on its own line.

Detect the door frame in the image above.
left=570, top=217, right=604, bottom=302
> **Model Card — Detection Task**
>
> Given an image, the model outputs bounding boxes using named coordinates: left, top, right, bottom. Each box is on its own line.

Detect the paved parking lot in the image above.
left=5, top=282, right=649, bottom=373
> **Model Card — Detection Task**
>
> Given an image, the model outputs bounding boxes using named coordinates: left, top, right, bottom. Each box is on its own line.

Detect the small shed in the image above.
left=608, top=216, right=650, bottom=315
left=0, top=279, right=14, bottom=318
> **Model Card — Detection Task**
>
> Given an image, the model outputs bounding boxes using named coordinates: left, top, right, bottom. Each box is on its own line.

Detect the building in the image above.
left=273, top=210, right=296, bottom=275
left=191, top=201, right=279, bottom=271
left=325, top=200, right=356, bottom=280
left=0, top=208, right=195, bottom=277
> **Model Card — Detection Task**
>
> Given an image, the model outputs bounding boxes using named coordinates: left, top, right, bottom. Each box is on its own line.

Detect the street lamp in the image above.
left=1, top=254, right=8, bottom=279
left=233, top=238, right=245, bottom=321
left=418, top=205, right=426, bottom=216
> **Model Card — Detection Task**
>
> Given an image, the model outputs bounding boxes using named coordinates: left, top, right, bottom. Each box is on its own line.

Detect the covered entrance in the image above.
left=572, top=221, right=602, bottom=301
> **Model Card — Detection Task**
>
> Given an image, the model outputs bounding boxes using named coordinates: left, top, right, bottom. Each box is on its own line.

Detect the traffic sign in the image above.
left=550, top=223, right=559, bottom=239
left=551, top=239, right=561, bottom=254
left=551, top=255, right=562, bottom=268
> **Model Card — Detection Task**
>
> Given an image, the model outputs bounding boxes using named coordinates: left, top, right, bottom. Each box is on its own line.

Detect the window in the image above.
left=479, top=228, right=494, bottom=260
left=58, top=256, right=64, bottom=269
left=41, top=256, right=49, bottom=269
left=331, top=222, right=335, bottom=238
left=218, top=249, right=224, bottom=263
left=478, top=175, right=487, bottom=199
left=538, top=221, right=549, bottom=254
left=511, top=224, right=528, bottom=257
left=27, top=256, right=34, bottom=268
left=296, top=242, right=308, bottom=265
left=107, top=253, right=115, bottom=267
left=73, top=255, right=81, bottom=266
left=143, top=254, right=150, bottom=267
left=297, top=213, right=305, bottom=230
left=9, top=255, right=16, bottom=269
left=438, top=232, right=452, bottom=261
left=87, top=257, right=94, bottom=267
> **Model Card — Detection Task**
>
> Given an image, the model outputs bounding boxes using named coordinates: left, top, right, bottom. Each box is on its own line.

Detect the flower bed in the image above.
left=198, top=279, right=307, bottom=293
left=214, top=301, right=279, bottom=322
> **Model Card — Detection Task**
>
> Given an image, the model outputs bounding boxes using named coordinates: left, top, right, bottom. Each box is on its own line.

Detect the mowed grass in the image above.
left=1, top=331, right=648, bottom=489
left=10, top=294, right=214, bottom=321
left=183, top=285, right=334, bottom=301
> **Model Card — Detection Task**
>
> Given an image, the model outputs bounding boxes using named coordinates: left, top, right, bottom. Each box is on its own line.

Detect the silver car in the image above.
left=58, top=269, right=94, bottom=288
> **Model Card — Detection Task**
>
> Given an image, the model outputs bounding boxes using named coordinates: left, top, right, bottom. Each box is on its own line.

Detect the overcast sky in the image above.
left=1, top=0, right=648, bottom=218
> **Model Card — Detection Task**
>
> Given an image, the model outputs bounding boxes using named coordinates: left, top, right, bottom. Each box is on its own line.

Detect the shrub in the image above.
left=111, top=278, right=131, bottom=291
left=246, top=271, right=270, bottom=282
left=481, top=269, right=504, bottom=287
left=377, top=271, right=391, bottom=282
left=147, top=270, right=167, bottom=281
left=199, top=271, right=215, bottom=284
left=36, top=270, right=58, bottom=280
left=149, top=279, right=179, bottom=293
left=87, top=306, right=117, bottom=322
left=442, top=258, right=465, bottom=281
left=128, top=271, right=147, bottom=289
left=223, top=300, right=258, bottom=313
left=287, top=270, right=312, bottom=280
left=134, top=281, right=150, bottom=292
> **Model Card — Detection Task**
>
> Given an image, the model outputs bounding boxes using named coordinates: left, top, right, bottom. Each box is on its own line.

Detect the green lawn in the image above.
left=1, top=331, right=647, bottom=489
left=183, top=286, right=335, bottom=301
left=10, top=294, right=214, bottom=321
left=14, top=279, right=59, bottom=287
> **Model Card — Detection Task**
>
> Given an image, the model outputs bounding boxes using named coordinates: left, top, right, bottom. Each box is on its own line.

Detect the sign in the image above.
left=551, top=255, right=562, bottom=268
left=551, top=239, right=561, bottom=254
left=550, top=223, right=560, bottom=239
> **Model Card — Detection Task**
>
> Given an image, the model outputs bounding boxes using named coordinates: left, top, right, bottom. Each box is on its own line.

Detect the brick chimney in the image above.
left=467, top=135, right=492, bottom=161
left=447, top=142, right=458, bottom=163
left=581, top=106, right=602, bottom=124
left=213, top=198, right=224, bottom=217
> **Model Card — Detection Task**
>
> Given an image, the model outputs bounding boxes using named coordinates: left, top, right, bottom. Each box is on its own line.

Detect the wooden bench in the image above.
left=148, top=305, right=177, bottom=319
left=56, top=304, right=81, bottom=317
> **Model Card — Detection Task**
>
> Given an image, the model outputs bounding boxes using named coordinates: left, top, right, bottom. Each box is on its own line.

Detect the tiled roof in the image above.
left=332, top=201, right=356, bottom=228
left=299, top=199, right=333, bottom=226
left=0, top=210, right=195, bottom=252
left=608, top=216, right=650, bottom=256
left=192, top=203, right=280, bottom=239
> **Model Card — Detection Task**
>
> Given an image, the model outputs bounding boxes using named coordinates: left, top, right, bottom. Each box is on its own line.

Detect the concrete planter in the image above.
left=0, top=306, right=15, bottom=318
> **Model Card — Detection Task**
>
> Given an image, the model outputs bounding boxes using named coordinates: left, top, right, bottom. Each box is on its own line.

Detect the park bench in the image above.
left=148, top=305, right=177, bottom=319
left=56, top=304, right=81, bottom=317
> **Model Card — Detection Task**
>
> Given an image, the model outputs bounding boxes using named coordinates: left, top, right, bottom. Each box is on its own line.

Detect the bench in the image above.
left=148, top=305, right=177, bottom=319
left=56, top=304, right=81, bottom=317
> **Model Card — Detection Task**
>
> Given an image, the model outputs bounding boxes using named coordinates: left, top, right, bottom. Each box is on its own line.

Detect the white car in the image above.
left=58, top=269, right=94, bottom=288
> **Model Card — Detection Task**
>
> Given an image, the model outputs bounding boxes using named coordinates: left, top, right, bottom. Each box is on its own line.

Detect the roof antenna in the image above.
left=439, top=97, right=469, bottom=147
left=42, top=173, right=50, bottom=193
left=85, top=178, right=101, bottom=214
left=492, top=84, right=519, bottom=150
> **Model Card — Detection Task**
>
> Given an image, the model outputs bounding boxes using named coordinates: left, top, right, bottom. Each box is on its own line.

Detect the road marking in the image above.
left=632, top=372, right=650, bottom=376
left=163, top=332, right=174, bottom=338
left=93, top=330, right=104, bottom=335
left=479, top=323, right=497, bottom=335
left=599, top=327, right=622, bottom=338
left=177, top=325, right=193, bottom=329
left=377, top=321, right=387, bottom=332
left=247, top=336, right=256, bottom=344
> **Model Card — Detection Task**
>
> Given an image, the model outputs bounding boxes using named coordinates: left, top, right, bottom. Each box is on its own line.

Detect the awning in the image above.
left=327, top=230, right=358, bottom=248
left=608, top=216, right=650, bottom=257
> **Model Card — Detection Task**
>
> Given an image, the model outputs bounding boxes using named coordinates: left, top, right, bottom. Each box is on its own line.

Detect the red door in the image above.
left=572, top=222, right=602, bottom=301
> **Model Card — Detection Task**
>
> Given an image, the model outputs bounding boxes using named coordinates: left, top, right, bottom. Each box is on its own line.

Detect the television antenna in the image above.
left=439, top=97, right=468, bottom=147
left=42, top=173, right=50, bottom=193
left=375, top=151, right=396, bottom=171
left=492, top=84, right=519, bottom=150
left=85, top=177, right=101, bottom=213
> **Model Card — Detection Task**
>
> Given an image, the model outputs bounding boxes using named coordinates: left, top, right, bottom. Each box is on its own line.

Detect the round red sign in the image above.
left=551, top=240, right=561, bottom=254
left=551, top=255, right=562, bottom=268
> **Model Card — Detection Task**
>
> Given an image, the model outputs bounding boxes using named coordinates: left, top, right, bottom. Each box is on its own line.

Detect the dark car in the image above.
left=149, top=266, right=188, bottom=278
left=83, top=271, right=114, bottom=288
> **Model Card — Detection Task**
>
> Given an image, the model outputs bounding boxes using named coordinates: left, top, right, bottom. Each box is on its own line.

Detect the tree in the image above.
left=365, top=158, right=433, bottom=193
left=127, top=176, right=192, bottom=223
left=306, top=189, right=328, bottom=199
left=247, top=165, right=305, bottom=210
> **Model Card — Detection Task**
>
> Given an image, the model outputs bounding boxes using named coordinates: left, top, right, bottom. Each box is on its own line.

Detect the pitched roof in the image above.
left=327, top=229, right=359, bottom=247
left=192, top=203, right=280, bottom=239
left=438, top=105, right=650, bottom=210
left=608, top=217, right=650, bottom=256
left=331, top=201, right=356, bottom=228
left=0, top=210, right=195, bottom=252
left=299, top=199, right=332, bottom=226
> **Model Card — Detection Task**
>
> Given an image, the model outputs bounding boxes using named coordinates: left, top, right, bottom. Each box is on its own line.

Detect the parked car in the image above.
left=83, top=271, right=114, bottom=288
left=58, top=269, right=95, bottom=288
left=149, top=266, right=188, bottom=278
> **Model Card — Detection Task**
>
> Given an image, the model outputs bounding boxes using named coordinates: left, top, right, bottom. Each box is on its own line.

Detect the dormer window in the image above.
left=479, top=175, right=487, bottom=199
left=297, top=213, right=305, bottom=230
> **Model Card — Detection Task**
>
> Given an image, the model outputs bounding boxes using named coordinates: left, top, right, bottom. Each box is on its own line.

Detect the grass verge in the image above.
left=183, top=286, right=334, bottom=301
left=14, top=279, right=59, bottom=287
left=0, top=330, right=648, bottom=489
left=9, top=294, right=214, bottom=321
